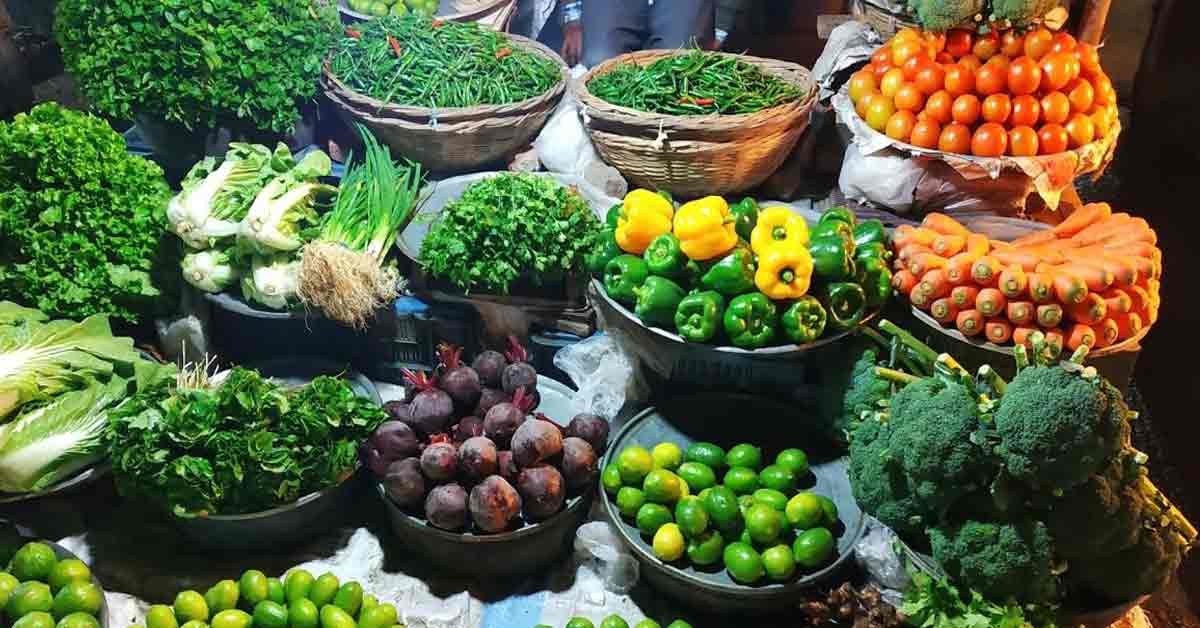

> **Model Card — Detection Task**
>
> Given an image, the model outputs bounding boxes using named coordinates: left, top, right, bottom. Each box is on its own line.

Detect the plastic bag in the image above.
left=573, top=521, right=640, bottom=594
left=853, top=524, right=910, bottom=607
left=155, top=288, right=211, bottom=365
left=533, top=74, right=627, bottom=199
left=553, top=332, right=644, bottom=421
left=811, top=21, right=882, bottom=100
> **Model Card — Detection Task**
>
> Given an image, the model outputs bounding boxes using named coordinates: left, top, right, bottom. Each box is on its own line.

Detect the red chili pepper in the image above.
left=495, top=47, right=512, bottom=60
left=693, top=97, right=715, bottom=106
left=345, top=27, right=361, bottom=39
left=387, top=34, right=403, bottom=58
left=432, top=18, right=445, bottom=28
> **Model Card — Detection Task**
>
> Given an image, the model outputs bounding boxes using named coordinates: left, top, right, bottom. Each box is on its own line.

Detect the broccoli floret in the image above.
left=1066, top=523, right=1185, bottom=606
left=907, top=0, right=985, bottom=31
left=838, top=348, right=890, bottom=433
left=849, top=415, right=929, bottom=540
left=990, top=0, right=1059, bottom=26
left=929, top=519, right=1058, bottom=604
left=994, top=366, right=1129, bottom=491
left=1045, top=454, right=1142, bottom=560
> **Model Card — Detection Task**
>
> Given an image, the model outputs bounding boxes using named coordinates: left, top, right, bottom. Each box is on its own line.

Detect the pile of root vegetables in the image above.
left=892, top=206, right=1161, bottom=351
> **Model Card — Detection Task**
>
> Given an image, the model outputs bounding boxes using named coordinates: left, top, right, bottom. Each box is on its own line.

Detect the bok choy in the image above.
left=238, top=150, right=337, bottom=254
left=181, top=249, right=240, bottom=294
left=167, top=143, right=288, bottom=250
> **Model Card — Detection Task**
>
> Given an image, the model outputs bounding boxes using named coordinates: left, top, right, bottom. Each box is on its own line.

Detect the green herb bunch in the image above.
left=328, top=14, right=561, bottom=108
left=0, top=103, right=173, bottom=323
left=419, top=174, right=603, bottom=294
left=56, top=0, right=339, bottom=134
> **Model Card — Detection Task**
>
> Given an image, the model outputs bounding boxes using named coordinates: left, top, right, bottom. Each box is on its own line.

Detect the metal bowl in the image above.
left=0, top=464, right=111, bottom=506
left=202, top=292, right=369, bottom=367
left=599, top=394, right=866, bottom=614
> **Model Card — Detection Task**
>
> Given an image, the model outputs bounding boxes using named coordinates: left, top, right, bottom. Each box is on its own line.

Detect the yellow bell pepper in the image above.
left=750, top=207, right=809, bottom=256
left=672, top=196, right=738, bottom=261
left=756, top=245, right=813, bottom=300
left=616, top=189, right=674, bottom=254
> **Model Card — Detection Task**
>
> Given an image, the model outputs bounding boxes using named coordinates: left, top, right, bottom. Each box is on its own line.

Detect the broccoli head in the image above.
left=994, top=365, right=1130, bottom=491
left=908, top=0, right=984, bottom=31
left=849, top=414, right=929, bottom=541
left=990, top=0, right=1060, bottom=26
left=929, top=519, right=1058, bottom=604
left=1066, top=522, right=1186, bottom=606
left=838, top=347, right=891, bottom=434
left=1045, top=453, right=1142, bottom=560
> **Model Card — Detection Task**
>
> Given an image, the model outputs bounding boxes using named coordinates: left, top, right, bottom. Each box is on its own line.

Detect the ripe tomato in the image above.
left=872, top=47, right=892, bottom=67
left=865, top=96, right=896, bottom=131
left=915, top=64, right=946, bottom=95
left=1041, top=52, right=1079, bottom=92
left=903, top=54, right=933, bottom=81
left=972, top=32, right=1000, bottom=61
left=958, top=54, right=983, bottom=72
left=936, top=52, right=956, bottom=64
left=923, top=90, right=954, bottom=124
left=923, top=31, right=947, bottom=54
left=944, top=65, right=976, bottom=96
left=1008, top=126, right=1039, bottom=156
left=872, top=61, right=895, bottom=81
left=1011, top=95, right=1041, bottom=126
left=1094, top=74, right=1117, bottom=106
left=1040, top=91, right=1070, bottom=124
left=938, top=123, right=972, bottom=153
left=946, top=29, right=974, bottom=58
left=951, top=94, right=981, bottom=125
left=1038, top=123, right=1069, bottom=154
left=1007, top=56, right=1042, bottom=95
left=1090, top=107, right=1112, bottom=138
left=971, top=122, right=1008, bottom=157
left=893, top=39, right=927, bottom=68
left=982, top=94, right=1012, bottom=124
left=895, top=83, right=926, bottom=112
left=856, top=91, right=879, bottom=119
left=1051, top=32, right=1077, bottom=55
left=1076, top=42, right=1102, bottom=77
left=849, top=71, right=879, bottom=104
left=1001, top=31, right=1025, bottom=58
left=975, top=64, right=1007, bottom=96
left=986, top=54, right=1011, bottom=76
left=893, top=28, right=922, bottom=46
left=1024, top=28, right=1054, bottom=60
left=1065, top=112, right=1095, bottom=147
left=1067, top=78, right=1095, bottom=113
left=886, top=110, right=918, bottom=141
left=910, top=119, right=942, bottom=148
left=881, top=67, right=906, bottom=99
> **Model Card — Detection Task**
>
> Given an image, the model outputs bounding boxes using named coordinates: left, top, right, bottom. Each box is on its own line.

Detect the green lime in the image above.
left=178, top=621, right=207, bottom=628
left=55, top=612, right=99, bottom=628
left=51, top=581, right=101, bottom=619
left=615, top=487, right=646, bottom=518
left=319, top=604, right=355, bottom=628
left=10, top=543, right=57, bottom=583
left=634, top=621, right=661, bottom=628
left=209, top=610, right=251, bottom=628
left=308, top=574, right=339, bottom=608
left=675, top=463, right=716, bottom=492
left=642, top=469, right=683, bottom=504
left=204, top=581, right=239, bottom=614
left=700, top=487, right=740, bottom=529
left=46, top=560, right=90, bottom=594
left=174, top=591, right=208, bottom=624
left=8, top=582, right=53, bottom=617
left=666, top=622, right=693, bottom=628
left=793, top=528, right=836, bottom=569
left=722, top=543, right=764, bottom=584
left=725, top=444, right=762, bottom=470
left=684, top=442, right=725, bottom=469
left=635, top=503, right=673, bottom=537
left=145, top=604, right=179, bottom=628
left=284, top=570, right=315, bottom=603
left=752, top=488, right=788, bottom=512
left=685, top=530, right=724, bottom=567
left=762, top=545, right=796, bottom=581
left=266, top=578, right=284, bottom=605
left=617, top=447, right=654, bottom=485
left=745, top=504, right=783, bottom=545
left=739, top=528, right=754, bottom=547
left=332, top=582, right=363, bottom=616
left=368, top=1, right=390, bottom=16
left=357, top=604, right=397, bottom=628
left=238, top=571, right=269, bottom=609
left=722, top=467, right=758, bottom=495
left=565, top=618, right=595, bottom=628
left=389, top=2, right=408, bottom=15
left=13, top=611, right=55, bottom=628
left=775, top=449, right=809, bottom=476
left=673, top=497, right=709, bottom=539
left=817, top=495, right=839, bottom=527
left=0, top=572, right=20, bottom=609
left=678, top=477, right=691, bottom=498
left=650, top=443, right=683, bottom=470
left=358, top=595, right=378, bottom=619
left=785, top=492, right=824, bottom=530
left=600, top=615, right=630, bottom=628
left=652, top=524, right=685, bottom=562
left=738, top=494, right=756, bottom=517
left=758, top=465, right=796, bottom=493
left=287, top=599, right=318, bottom=628
left=602, top=464, right=623, bottom=495
left=252, top=602, right=288, bottom=628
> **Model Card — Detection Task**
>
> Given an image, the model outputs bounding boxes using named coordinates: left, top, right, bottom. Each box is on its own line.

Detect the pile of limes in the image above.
left=603, top=441, right=839, bottom=585
left=346, top=0, right=437, bottom=18
left=1, top=542, right=104, bottom=628
left=140, top=570, right=402, bottom=628
left=541, top=616, right=691, bottom=628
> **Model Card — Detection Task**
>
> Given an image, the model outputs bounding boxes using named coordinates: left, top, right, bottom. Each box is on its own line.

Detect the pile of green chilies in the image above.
left=328, top=15, right=561, bottom=108
left=587, top=50, right=805, bottom=115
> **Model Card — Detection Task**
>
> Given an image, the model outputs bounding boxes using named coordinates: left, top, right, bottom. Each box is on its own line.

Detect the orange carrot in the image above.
left=1049, top=269, right=1089, bottom=305
left=1128, top=286, right=1152, bottom=312
left=972, top=256, right=1001, bottom=287
left=1147, top=278, right=1161, bottom=304
left=997, top=266, right=1028, bottom=299
left=985, top=319, right=1013, bottom=344
left=965, top=233, right=990, bottom=258
left=909, top=252, right=949, bottom=277
left=1012, top=326, right=1039, bottom=349
left=975, top=288, right=1007, bottom=317
left=930, top=298, right=959, bottom=324
left=1037, top=303, right=1064, bottom=328
left=1026, top=272, right=1055, bottom=304
left=1006, top=301, right=1034, bottom=325
left=932, top=234, right=966, bottom=257
left=919, top=269, right=951, bottom=299
left=898, top=243, right=933, bottom=262
left=1066, top=323, right=1097, bottom=351
left=951, top=285, right=980, bottom=309
left=922, top=213, right=970, bottom=238
left=1144, top=303, right=1159, bottom=325
left=1056, top=263, right=1113, bottom=292
left=894, top=225, right=939, bottom=249
left=1113, top=312, right=1144, bottom=340
left=1103, top=226, right=1157, bottom=248
left=1052, top=202, right=1112, bottom=237
left=1069, top=213, right=1133, bottom=246
left=1074, top=254, right=1137, bottom=288
left=909, top=284, right=932, bottom=309
left=946, top=253, right=977, bottom=285
left=1094, top=318, right=1119, bottom=348
left=893, top=257, right=907, bottom=272
left=1066, top=293, right=1107, bottom=325
left=1102, top=241, right=1159, bottom=261
left=956, top=309, right=985, bottom=337
left=1044, top=330, right=1065, bottom=354
left=892, top=269, right=918, bottom=295
left=1101, top=289, right=1132, bottom=315
left=1024, top=245, right=1067, bottom=265
left=1010, top=229, right=1057, bottom=248
left=990, top=248, right=1043, bottom=272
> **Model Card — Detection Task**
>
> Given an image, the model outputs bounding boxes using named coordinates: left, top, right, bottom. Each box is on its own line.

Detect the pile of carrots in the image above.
left=892, top=205, right=1161, bottom=353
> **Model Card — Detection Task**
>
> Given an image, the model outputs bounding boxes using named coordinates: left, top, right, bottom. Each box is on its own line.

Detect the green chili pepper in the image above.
left=674, top=290, right=726, bottom=343
left=643, top=233, right=688, bottom=279
left=730, top=198, right=759, bottom=242
left=853, top=219, right=889, bottom=249
left=633, top=276, right=686, bottom=327
left=700, top=248, right=756, bottom=296
left=856, top=256, right=894, bottom=308
left=603, top=254, right=649, bottom=304
left=819, top=206, right=856, bottom=228
left=780, top=296, right=827, bottom=344
left=854, top=242, right=892, bottom=264
left=606, top=203, right=623, bottom=229
left=723, top=292, right=777, bottom=349
left=808, top=236, right=856, bottom=283
left=586, top=228, right=623, bottom=274
left=823, top=282, right=867, bottom=330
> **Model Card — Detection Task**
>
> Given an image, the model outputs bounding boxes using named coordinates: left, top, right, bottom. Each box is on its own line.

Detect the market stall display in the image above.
left=1, top=540, right=108, bottom=628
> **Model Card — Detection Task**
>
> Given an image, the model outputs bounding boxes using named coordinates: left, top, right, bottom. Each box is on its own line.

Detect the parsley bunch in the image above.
left=418, top=174, right=604, bottom=294
left=902, top=571, right=1059, bottom=628
left=56, top=0, right=339, bottom=134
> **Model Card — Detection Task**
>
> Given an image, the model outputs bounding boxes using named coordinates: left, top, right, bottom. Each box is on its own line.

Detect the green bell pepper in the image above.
left=674, top=290, right=726, bottom=343
left=854, top=241, right=892, bottom=265
left=810, top=219, right=854, bottom=245
left=853, top=219, right=888, bottom=249
left=856, top=256, right=893, bottom=308
left=656, top=190, right=675, bottom=206
left=644, top=233, right=688, bottom=279
left=586, top=228, right=623, bottom=274
left=634, top=276, right=686, bottom=327
left=808, top=236, right=856, bottom=283
left=731, top=198, right=759, bottom=242
left=819, top=206, right=856, bottom=228
left=723, top=292, right=777, bottom=349
left=780, top=296, right=827, bottom=344
left=701, top=248, right=756, bottom=297
left=606, top=203, right=623, bottom=229
left=823, top=282, right=867, bottom=331
left=603, top=254, right=649, bottom=304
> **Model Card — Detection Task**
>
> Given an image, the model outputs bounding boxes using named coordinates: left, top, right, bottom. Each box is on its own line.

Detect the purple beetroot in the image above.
left=420, top=442, right=458, bottom=482
left=497, top=450, right=518, bottom=483
left=560, top=437, right=598, bottom=490
left=501, top=336, right=538, bottom=396
left=384, top=458, right=426, bottom=509
left=517, top=465, right=566, bottom=522
left=475, top=387, right=511, bottom=417
left=437, top=344, right=482, bottom=414
left=458, top=436, right=499, bottom=483
left=425, top=483, right=469, bottom=531
left=472, top=350, right=508, bottom=389
left=366, top=421, right=421, bottom=476
left=564, top=413, right=609, bottom=455
left=451, top=416, right=485, bottom=443
left=469, top=476, right=522, bottom=533
left=511, top=417, right=563, bottom=469
left=403, top=368, right=454, bottom=437
left=483, top=386, right=535, bottom=448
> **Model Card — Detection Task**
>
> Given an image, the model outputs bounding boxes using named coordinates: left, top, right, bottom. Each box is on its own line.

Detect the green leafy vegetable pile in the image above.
left=902, top=570, right=1058, bottom=628
left=107, top=367, right=386, bottom=515
left=56, top=0, right=339, bottom=134
left=0, top=103, right=173, bottom=323
left=419, top=174, right=604, bottom=294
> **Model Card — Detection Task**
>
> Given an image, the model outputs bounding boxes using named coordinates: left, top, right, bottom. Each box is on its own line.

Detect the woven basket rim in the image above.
left=577, top=49, right=818, bottom=132
left=322, top=31, right=567, bottom=120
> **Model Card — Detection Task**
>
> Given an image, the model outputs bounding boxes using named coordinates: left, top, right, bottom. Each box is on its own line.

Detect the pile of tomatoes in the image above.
left=848, top=27, right=1119, bottom=158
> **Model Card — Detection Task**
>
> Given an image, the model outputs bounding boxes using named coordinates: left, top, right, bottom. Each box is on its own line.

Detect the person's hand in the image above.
left=562, top=21, right=583, bottom=66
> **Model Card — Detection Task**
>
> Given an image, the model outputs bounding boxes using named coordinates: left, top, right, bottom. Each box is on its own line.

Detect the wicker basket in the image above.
left=851, top=0, right=920, bottom=38
left=322, top=34, right=566, bottom=173
left=338, top=0, right=517, bottom=31
left=576, top=50, right=817, bottom=199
